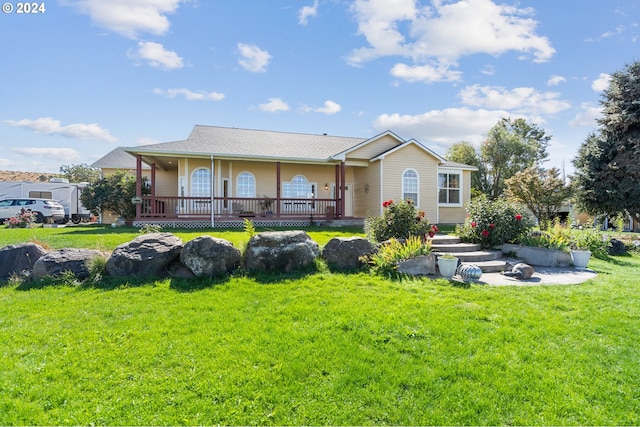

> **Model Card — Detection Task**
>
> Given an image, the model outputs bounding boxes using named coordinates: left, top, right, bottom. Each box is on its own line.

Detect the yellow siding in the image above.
left=347, top=134, right=402, bottom=160
left=353, top=163, right=381, bottom=218
left=381, top=144, right=439, bottom=223
left=154, top=169, right=178, bottom=197
left=437, top=169, right=472, bottom=224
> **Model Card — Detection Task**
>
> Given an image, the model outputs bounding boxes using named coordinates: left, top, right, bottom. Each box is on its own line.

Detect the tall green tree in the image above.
left=505, top=167, right=572, bottom=229
left=60, top=163, right=100, bottom=183
left=573, top=61, right=640, bottom=222
left=80, top=171, right=148, bottom=222
left=445, top=141, right=485, bottom=196
left=480, top=118, right=551, bottom=199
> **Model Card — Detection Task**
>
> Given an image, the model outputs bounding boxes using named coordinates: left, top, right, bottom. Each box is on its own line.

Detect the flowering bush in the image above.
left=455, top=195, right=532, bottom=248
left=5, top=211, right=37, bottom=228
left=366, top=199, right=436, bottom=243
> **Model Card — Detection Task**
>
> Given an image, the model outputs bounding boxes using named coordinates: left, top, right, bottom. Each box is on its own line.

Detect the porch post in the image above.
left=334, top=164, right=340, bottom=218
left=210, top=156, right=215, bottom=228
left=276, top=162, right=281, bottom=218
left=150, top=163, right=156, bottom=215
left=136, top=154, right=142, bottom=219
left=340, top=161, right=346, bottom=219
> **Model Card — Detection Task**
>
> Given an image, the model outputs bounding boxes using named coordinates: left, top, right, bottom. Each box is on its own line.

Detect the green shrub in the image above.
left=138, top=224, right=163, bottom=234
left=571, top=228, right=609, bottom=257
left=366, top=199, right=437, bottom=243
left=368, top=235, right=431, bottom=277
left=456, top=195, right=532, bottom=249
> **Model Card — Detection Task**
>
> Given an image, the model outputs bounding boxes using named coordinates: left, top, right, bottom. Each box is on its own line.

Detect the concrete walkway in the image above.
left=465, top=266, right=597, bottom=286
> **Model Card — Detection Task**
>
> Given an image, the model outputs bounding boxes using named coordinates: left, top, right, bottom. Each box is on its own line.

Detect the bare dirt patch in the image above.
left=0, top=170, right=62, bottom=182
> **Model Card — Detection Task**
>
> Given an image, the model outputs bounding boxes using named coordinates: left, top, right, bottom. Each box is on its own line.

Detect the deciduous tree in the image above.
left=60, top=163, right=100, bottom=183
left=506, top=167, right=571, bottom=228
left=481, top=118, right=551, bottom=199
left=80, top=171, right=149, bottom=222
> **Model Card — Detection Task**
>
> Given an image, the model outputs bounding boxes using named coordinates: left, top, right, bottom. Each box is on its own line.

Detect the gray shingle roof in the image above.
left=129, top=125, right=366, bottom=161
left=91, top=147, right=151, bottom=169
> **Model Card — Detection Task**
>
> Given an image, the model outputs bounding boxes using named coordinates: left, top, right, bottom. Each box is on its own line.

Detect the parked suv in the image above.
left=0, top=198, right=66, bottom=224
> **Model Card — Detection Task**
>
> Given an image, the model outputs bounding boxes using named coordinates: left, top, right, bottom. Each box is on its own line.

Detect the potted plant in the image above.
left=570, top=228, right=602, bottom=269
left=259, top=196, right=274, bottom=217
left=437, top=253, right=459, bottom=279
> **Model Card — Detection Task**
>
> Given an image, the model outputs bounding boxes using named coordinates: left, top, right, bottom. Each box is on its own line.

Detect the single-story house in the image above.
left=92, top=125, right=477, bottom=228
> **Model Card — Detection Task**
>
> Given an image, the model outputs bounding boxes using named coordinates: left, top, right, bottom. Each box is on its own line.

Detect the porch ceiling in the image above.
left=141, top=154, right=179, bottom=172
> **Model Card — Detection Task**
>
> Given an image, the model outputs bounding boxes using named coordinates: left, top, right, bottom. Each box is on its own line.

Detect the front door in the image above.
left=344, top=183, right=353, bottom=217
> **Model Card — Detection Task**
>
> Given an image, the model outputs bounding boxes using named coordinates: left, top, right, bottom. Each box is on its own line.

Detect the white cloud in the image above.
left=547, top=75, right=566, bottom=86
left=12, top=147, right=83, bottom=162
left=62, top=0, right=186, bottom=38
left=129, top=41, right=184, bottom=70
left=348, top=0, right=554, bottom=81
left=259, top=98, right=290, bottom=112
left=373, top=107, right=510, bottom=145
left=153, top=88, right=225, bottom=101
left=299, top=0, right=319, bottom=25
left=459, top=85, right=571, bottom=115
left=237, top=43, right=272, bottom=73
left=592, top=73, right=611, bottom=92
left=4, top=117, right=117, bottom=142
left=390, top=62, right=462, bottom=83
left=569, top=103, right=602, bottom=127
left=313, top=100, right=342, bottom=115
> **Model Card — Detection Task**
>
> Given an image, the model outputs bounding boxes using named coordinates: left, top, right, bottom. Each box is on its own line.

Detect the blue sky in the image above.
left=1, top=0, right=637, bottom=174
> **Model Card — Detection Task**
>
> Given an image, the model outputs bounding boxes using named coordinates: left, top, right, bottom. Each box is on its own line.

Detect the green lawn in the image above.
left=1, top=225, right=639, bottom=425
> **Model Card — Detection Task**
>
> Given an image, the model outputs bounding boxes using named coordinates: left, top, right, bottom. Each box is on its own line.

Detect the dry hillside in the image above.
left=0, top=170, right=62, bottom=182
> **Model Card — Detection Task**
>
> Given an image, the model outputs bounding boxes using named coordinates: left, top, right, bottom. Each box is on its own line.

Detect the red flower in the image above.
left=428, top=231, right=435, bottom=238
left=489, top=223, right=495, bottom=229
left=515, top=214, right=523, bottom=221
left=382, top=200, right=393, bottom=208
left=481, top=229, right=490, bottom=238
left=471, top=221, right=477, bottom=228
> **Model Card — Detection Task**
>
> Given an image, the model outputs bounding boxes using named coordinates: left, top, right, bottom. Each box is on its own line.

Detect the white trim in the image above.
left=379, top=159, right=384, bottom=215
left=236, top=171, right=256, bottom=197
left=210, top=155, right=214, bottom=227
left=190, top=167, right=211, bottom=197
left=371, top=139, right=446, bottom=163
left=437, top=169, right=463, bottom=207
left=401, top=168, right=419, bottom=207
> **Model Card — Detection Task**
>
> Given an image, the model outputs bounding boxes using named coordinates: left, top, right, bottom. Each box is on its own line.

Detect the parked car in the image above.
left=0, top=198, right=66, bottom=224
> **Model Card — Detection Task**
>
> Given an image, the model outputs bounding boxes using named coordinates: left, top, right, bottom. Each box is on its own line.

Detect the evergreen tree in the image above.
left=573, top=61, right=640, bottom=222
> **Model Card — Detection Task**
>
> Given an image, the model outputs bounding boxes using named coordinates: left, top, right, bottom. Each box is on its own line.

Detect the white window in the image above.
left=402, top=169, right=419, bottom=205
left=191, top=168, right=211, bottom=197
left=283, top=175, right=315, bottom=198
left=439, top=172, right=461, bottom=205
left=236, top=172, right=256, bottom=197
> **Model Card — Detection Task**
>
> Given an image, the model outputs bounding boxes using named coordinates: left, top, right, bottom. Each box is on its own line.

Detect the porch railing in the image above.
left=139, top=196, right=341, bottom=220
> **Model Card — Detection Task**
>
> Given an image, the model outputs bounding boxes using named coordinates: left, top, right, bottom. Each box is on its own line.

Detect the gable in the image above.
left=344, top=132, right=404, bottom=161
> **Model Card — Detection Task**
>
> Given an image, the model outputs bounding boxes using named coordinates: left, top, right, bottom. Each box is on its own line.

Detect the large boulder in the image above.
left=0, top=243, right=48, bottom=281
left=32, top=248, right=106, bottom=280
left=608, top=239, right=627, bottom=256
left=106, top=233, right=183, bottom=278
left=244, top=230, right=319, bottom=273
left=180, top=235, right=241, bottom=277
left=322, top=236, right=373, bottom=270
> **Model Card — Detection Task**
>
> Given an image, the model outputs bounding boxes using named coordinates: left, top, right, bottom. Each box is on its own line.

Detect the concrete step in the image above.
left=431, top=235, right=461, bottom=245
left=431, top=242, right=481, bottom=253
left=435, top=250, right=502, bottom=263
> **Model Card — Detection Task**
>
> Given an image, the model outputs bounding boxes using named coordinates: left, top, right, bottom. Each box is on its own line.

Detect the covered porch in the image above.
left=132, top=154, right=358, bottom=228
